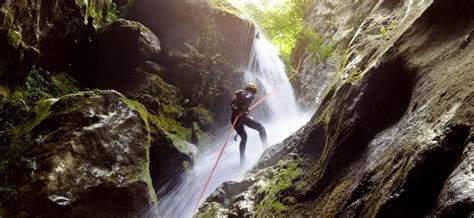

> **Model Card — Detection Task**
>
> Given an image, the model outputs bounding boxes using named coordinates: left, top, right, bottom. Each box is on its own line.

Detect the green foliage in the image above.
left=301, top=27, right=335, bottom=64
left=232, top=0, right=312, bottom=65
left=25, top=68, right=80, bottom=100
left=380, top=25, right=393, bottom=40
left=106, top=2, right=120, bottom=22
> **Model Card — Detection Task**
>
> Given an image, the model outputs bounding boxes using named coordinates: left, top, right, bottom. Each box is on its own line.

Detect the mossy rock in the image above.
left=78, top=19, right=161, bottom=88
left=4, top=90, right=157, bottom=217
left=121, top=62, right=183, bottom=106
left=0, top=28, right=39, bottom=85
left=182, top=107, right=215, bottom=131
left=149, top=117, right=197, bottom=198
left=255, top=160, right=303, bottom=215
left=1, top=0, right=112, bottom=74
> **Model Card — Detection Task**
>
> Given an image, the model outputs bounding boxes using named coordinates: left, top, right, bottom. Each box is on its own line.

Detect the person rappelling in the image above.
left=230, top=82, right=268, bottom=164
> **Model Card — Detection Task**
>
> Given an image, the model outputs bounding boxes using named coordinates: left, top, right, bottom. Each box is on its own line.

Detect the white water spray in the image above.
left=244, top=36, right=301, bottom=120
left=156, top=33, right=311, bottom=218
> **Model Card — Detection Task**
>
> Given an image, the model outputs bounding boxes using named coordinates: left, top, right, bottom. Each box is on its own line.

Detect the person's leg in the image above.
left=235, top=124, right=247, bottom=163
left=242, top=116, right=268, bottom=148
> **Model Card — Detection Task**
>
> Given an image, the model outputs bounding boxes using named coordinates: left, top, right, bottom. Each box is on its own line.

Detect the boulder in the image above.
left=4, top=90, right=157, bottom=217
left=78, top=19, right=161, bottom=88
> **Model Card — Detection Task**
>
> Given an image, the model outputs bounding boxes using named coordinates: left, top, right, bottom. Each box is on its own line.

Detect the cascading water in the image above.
left=155, top=32, right=312, bottom=218
left=243, top=35, right=301, bottom=120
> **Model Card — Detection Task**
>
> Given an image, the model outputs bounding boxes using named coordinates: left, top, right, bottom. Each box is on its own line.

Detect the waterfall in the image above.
left=243, top=35, right=301, bottom=121
left=155, top=32, right=311, bottom=218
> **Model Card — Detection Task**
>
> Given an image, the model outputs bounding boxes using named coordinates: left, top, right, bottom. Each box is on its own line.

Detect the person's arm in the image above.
left=242, top=92, right=255, bottom=114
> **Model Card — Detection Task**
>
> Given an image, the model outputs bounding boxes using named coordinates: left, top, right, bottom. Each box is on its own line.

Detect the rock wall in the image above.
left=0, top=0, right=112, bottom=84
left=293, top=0, right=377, bottom=109
left=198, top=0, right=474, bottom=216
left=123, top=0, right=256, bottom=122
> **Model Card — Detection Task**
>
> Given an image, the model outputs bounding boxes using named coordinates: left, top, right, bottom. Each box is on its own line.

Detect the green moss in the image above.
left=106, top=2, right=120, bottom=21
left=0, top=9, right=15, bottom=27
left=155, top=104, right=191, bottom=142
left=25, top=69, right=52, bottom=99
left=163, top=131, right=191, bottom=154
left=347, top=68, right=364, bottom=84
left=121, top=98, right=157, bottom=203
left=192, top=122, right=211, bottom=147
left=23, top=69, right=80, bottom=100
left=161, top=104, right=185, bottom=118
left=183, top=161, right=191, bottom=170
left=81, top=0, right=110, bottom=25
left=0, top=86, right=9, bottom=98
left=197, top=202, right=223, bottom=218
left=9, top=99, right=53, bottom=154
left=7, top=29, right=23, bottom=48
left=321, top=177, right=354, bottom=215
left=192, top=107, right=214, bottom=127
left=256, top=160, right=302, bottom=215
left=208, top=0, right=242, bottom=17
left=51, top=73, right=80, bottom=96
left=282, top=196, right=297, bottom=205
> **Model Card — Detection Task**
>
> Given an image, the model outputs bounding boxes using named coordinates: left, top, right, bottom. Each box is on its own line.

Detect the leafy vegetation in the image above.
left=301, top=27, right=335, bottom=64
left=237, top=0, right=310, bottom=62
left=106, top=2, right=120, bottom=22
left=380, top=25, right=393, bottom=40
left=228, top=0, right=335, bottom=68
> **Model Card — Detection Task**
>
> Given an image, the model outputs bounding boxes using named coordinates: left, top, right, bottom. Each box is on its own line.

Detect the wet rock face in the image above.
left=125, top=0, right=255, bottom=66
left=126, top=0, right=214, bottom=52
left=434, top=141, right=474, bottom=217
left=78, top=19, right=161, bottom=89
left=294, top=0, right=377, bottom=109
left=199, top=0, right=474, bottom=216
left=5, top=90, right=157, bottom=217
left=0, top=0, right=111, bottom=84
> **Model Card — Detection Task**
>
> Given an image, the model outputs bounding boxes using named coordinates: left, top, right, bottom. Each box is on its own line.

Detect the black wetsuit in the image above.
left=230, top=89, right=268, bottom=161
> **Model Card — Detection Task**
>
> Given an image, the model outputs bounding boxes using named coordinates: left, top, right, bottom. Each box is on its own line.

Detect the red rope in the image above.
left=193, top=115, right=240, bottom=213
left=192, top=88, right=283, bottom=213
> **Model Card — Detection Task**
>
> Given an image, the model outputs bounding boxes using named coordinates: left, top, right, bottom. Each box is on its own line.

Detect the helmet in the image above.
left=246, top=83, right=258, bottom=93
